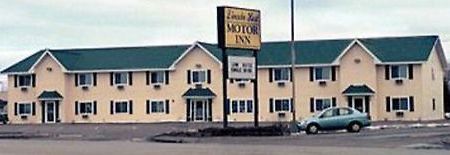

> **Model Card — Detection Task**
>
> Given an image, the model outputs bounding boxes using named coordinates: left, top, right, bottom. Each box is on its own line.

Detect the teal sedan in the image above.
left=298, top=107, right=371, bottom=134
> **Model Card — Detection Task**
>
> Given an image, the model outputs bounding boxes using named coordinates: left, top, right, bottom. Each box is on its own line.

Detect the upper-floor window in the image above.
left=273, top=68, right=290, bottom=81
left=17, top=75, right=32, bottom=87
left=391, top=65, right=408, bottom=79
left=78, top=73, right=93, bottom=86
left=151, top=72, right=165, bottom=84
left=314, top=98, right=332, bottom=111
left=114, top=72, right=128, bottom=85
left=274, top=99, right=290, bottom=112
left=18, top=103, right=31, bottom=115
left=192, top=70, right=206, bottom=84
left=231, top=99, right=253, bottom=113
left=314, top=67, right=331, bottom=81
left=392, top=97, right=409, bottom=111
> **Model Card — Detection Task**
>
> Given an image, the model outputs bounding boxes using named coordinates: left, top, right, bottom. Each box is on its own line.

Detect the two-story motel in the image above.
left=1, top=35, right=447, bottom=124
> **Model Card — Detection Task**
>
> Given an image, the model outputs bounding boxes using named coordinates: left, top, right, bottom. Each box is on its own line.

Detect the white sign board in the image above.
left=228, top=56, right=256, bottom=79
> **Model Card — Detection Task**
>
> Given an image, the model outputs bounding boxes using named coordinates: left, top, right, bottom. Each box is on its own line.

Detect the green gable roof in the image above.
left=182, top=88, right=216, bottom=98
left=38, top=91, right=63, bottom=99
left=359, top=36, right=438, bottom=62
left=0, top=35, right=440, bottom=74
left=342, top=85, right=375, bottom=94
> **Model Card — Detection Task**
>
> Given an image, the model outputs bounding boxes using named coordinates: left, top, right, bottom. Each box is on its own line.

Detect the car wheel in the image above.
left=347, top=122, right=361, bottom=133
left=306, top=124, right=319, bottom=134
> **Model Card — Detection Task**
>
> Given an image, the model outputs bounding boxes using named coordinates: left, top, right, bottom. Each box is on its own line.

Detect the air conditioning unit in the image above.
left=395, top=111, right=404, bottom=118
left=278, top=112, right=286, bottom=118
left=319, top=81, right=327, bottom=86
left=237, top=81, right=246, bottom=87
left=82, top=114, right=89, bottom=119
left=20, top=115, right=28, bottom=120
left=194, top=83, right=202, bottom=88
left=116, top=85, right=125, bottom=89
left=153, top=84, right=161, bottom=89
left=277, top=81, right=286, bottom=87
left=395, top=79, right=403, bottom=85
left=20, top=87, right=28, bottom=91
left=81, top=86, right=89, bottom=90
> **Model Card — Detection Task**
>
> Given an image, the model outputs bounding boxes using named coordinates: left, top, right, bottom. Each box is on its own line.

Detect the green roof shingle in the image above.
left=38, top=91, right=63, bottom=99
left=342, top=85, right=375, bottom=94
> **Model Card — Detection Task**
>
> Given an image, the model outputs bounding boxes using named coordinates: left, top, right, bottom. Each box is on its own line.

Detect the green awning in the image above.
left=38, top=91, right=63, bottom=100
left=182, top=88, right=216, bottom=98
left=343, top=85, right=375, bottom=95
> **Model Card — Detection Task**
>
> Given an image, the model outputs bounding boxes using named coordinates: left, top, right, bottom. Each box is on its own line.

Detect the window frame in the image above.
left=391, top=96, right=410, bottom=111
left=113, top=72, right=128, bottom=86
left=150, top=71, right=165, bottom=85
left=114, top=100, right=129, bottom=114
left=314, top=97, right=332, bottom=112
left=191, top=69, right=207, bottom=84
left=273, top=68, right=290, bottom=82
left=78, top=73, right=93, bottom=87
left=17, top=74, right=32, bottom=87
left=230, top=99, right=253, bottom=114
left=149, top=100, right=166, bottom=113
left=314, top=67, right=331, bottom=81
left=18, top=102, right=32, bottom=116
left=390, top=65, right=408, bottom=80
left=78, top=101, right=93, bottom=115
left=273, top=98, right=291, bottom=112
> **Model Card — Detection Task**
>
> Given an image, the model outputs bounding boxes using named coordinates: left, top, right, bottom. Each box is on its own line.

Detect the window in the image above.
left=231, top=99, right=253, bottom=113
left=192, top=70, right=206, bottom=84
left=18, top=75, right=32, bottom=87
left=391, top=65, right=408, bottom=79
left=339, top=108, right=353, bottom=116
left=78, top=73, right=93, bottom=86
left=314, top=67, right=331, bottom=81
left=79, top=102, right=93, bottom=114
left=151, top=72, right=165, bottom=84
left=315, top=98, right=331, bottom=111
left=274, top=99, right=290, bottom=112
left=273, top=68, right=290, bottom=81
left=115, top=101, right=129, bottom=113
left=18, top=103, right=31, bottom=115
left=114, top=72, right=128, bottom=85
left=392, top=97, right=409, bottom=111
left=150, top=100, right=165, bottom=113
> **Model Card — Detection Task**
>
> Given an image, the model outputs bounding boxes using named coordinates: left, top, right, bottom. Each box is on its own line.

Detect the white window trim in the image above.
left=150, top=71, right=166, bottom=85
left=17, top=74, right=33, bottom=88
left=391, top=96, right=410, bottom=111
left=390, top=65, right=409, bottom=80
left=78, top=100, right=93, bottom=115
left=273, top=98, right=291, bottom=112
left=230, top=99, right=253, bottom=114
left=17, top=102, right=32, bottom=116
left=314, top=97, right=333, bottom=112
left=114, top=100, right=129, bottom=114
left=313, top=67, right=332, bottom=82
left=78, top=73, right=93, bottom=87
left=113, top=72, right=129, bottom=86
left=149, top=99, right=166, bottom=113
left=191, top=69, right=207, bottom=84
left=273, top=68, right=290, bottom=82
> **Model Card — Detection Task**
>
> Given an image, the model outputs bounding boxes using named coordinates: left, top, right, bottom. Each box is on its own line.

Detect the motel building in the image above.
left=0, top=35, right=447, bottom=124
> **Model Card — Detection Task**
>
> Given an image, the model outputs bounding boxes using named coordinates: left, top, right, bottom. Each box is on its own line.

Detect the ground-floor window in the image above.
left=231, top=99, right=253, bottom=113
left=150, top=100, right=165, bottom=113
left=392, top=97, right=409, bottom=111
left=18, top=103, right=31, bottom=115
left=115, top=101, right=129, bottom=113
left=79, top=102, right=93, bottom=114
left=274, top=99, right=290, bottom=112
left=315, top=98, right=332, bottom=111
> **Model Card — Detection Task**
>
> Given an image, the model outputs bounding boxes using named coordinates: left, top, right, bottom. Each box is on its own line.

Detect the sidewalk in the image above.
left=368, top=119, right=450, bottom=130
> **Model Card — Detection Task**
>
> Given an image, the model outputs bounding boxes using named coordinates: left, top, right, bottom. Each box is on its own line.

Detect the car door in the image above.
left=336, top=108, right=354, bottom=128
left=318, top=108, right=340, bottom=130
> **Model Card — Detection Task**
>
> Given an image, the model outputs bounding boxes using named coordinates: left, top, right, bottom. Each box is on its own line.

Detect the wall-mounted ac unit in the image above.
left=153, top=84, right=161, bottom=89
left=116, top=85, right=125, bottom=89
left=395, top=79, right=403, bottom=85
left=277, top=81, right=286, bottom=87
left=395, top=111, right=404, bottom=118
left=81, top=86, right=89, bottom=90
left=319, top=81, right=327, bottom=86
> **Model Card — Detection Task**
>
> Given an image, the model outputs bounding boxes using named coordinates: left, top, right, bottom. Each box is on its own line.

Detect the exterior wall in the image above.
left=0, top=91, right=6, bottom=101
left=5, top=43, right=446, bottom=124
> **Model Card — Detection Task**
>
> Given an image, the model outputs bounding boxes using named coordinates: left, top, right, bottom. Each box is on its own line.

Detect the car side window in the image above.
left=339, top=108, right=353, bottom=116
left=321, top=109, right=338, bottom=118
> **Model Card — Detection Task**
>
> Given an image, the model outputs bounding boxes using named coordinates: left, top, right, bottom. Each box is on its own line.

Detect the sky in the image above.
left=1, top=0, right=450, bottom=86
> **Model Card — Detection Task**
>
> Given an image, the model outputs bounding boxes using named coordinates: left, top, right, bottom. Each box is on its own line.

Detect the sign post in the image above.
left=217, top=6, right=261, bottom=128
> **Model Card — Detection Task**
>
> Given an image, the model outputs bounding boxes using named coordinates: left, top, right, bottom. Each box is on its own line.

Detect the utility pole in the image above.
left=290, top=0, right=297, bottom=122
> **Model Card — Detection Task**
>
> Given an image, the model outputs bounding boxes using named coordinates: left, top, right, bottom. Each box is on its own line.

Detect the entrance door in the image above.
left=46, top=101, right=56, bottom=123
left=353, top=97, right=364, bottom=113
left=190, top=99, right=208, bottom=122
